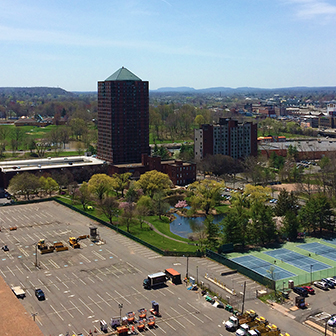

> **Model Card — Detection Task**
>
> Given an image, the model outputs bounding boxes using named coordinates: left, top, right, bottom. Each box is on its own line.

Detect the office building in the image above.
left=97, top=67, right=150, bottom=164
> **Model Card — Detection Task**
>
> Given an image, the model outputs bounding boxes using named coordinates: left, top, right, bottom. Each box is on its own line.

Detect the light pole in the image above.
left=196, top=266, right=198, bottom=284
left=118, top=303, right=123, bottom=322
left=186, top=256, right=189, bottom=278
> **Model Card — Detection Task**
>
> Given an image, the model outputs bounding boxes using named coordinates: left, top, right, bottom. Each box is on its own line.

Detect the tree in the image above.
left=269, top=152, right=285, bottom=170
left=119, top=202, right=135, bottom=233
left=250, top=202, right=276, bottom=245
left=88, top=174, right=113, bottom=202
left=204, top=216, right=220, bottom=251
left=275, top=189, right=299, bottom=216
left=152, top=192, right=170, bottom=220
left=244, top=184, right=271, bottom=205
left=112, top=173, right=132, bottom=198
left=8, top=172, right=40, bottom=200
left=282, top=211, right=300, bottom=241
left=76, top=182, right=91, bottom=210
left=201, top=154, right=243, bottom=177
left=194, top=114, right=205, bottom=128
left=39, top=176, right=59, bottom=196
left=135, top=170, right=172, bottom=197
left=68, top=181, right=78, bottom=202
left=189, top=179, right=224, bottom=215
left=299, top=194, right=333, bottom=235
left=69, top=118, right=88, bottom=140
left=98, top=195, right=119, bottom=224
left=135, top=203, right=149, bottom=229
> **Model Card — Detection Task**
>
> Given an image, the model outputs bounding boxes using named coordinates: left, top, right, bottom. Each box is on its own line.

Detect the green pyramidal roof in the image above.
left=105, top=67, right=142, bottom=81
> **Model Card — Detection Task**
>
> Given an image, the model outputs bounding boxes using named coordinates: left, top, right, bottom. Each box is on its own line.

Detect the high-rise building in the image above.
left=97, top=67, right=150, bottom=164
left=194, top=118, right=257, bottom=161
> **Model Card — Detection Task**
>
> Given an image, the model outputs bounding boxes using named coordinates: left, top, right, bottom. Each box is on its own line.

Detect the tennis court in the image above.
left=298, top=242, right=336, bottom=262
left=264, top=248, right=331, bottom=273
left=231, top=255, right=296, bottom=280
left=324, top=238, right=336, bottom=246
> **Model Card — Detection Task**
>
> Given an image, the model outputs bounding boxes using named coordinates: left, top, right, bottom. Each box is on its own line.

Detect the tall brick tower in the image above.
left=97, top=67, right=150, bottom=164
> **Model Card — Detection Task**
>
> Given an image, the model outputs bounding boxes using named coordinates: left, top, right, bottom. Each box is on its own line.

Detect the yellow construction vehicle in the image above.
left=69, top=237, right=80, bottom=248
left=37, top=239, right=46, bottom=250
left=54, top=242, right=69, bottom=252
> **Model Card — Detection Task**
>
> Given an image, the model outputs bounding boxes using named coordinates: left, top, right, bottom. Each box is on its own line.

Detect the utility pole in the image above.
left=186, top=256, right=189, bottom=278
left=241, top=281, right=247, bottom=314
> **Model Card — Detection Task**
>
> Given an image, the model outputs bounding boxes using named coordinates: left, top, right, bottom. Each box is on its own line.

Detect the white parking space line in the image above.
left=50, top=304, right=64, bottom=321
left=148, top=255, right=162, bottom=259
left=168, top=309, right=186, bottom=329
left=131, top=287, right=148, bottom=301
left=97, top=293, right=111, bottom=307
left=39, top=279, right=50, bottom=292
left=48, top=259, right=60, bottom=269
left=184, top=303, right=204, bottom=323
left=79, top=253, right=91, bottom=263
left=40, top=261, right=49, bottom=270
left=18, top=247, right=29, bottom=257
left=126, top=262, right=142, bottom=273
left=115, top=290, right=131, bottom=304
left=23, top=263, right=32, bottom=273
left=78, top=298, right=94, bottom=313
left=7, top=266, right=15, bottom=276
left=92, top=250, right=106, bottom=260
left=203, top=314, right=213, bottom=321
left=15, top=265, right=24, bottom=274
left=71, top=272, right=86, bottom=285
left=87, top=296, right=103, bottom=311
left=60, top=303, right=74, bottom=318
left=69, top=300, right=84, bottom=315
left=105, top=249, right=118, bottom=258
left=0, top=269, right=6, bottom=278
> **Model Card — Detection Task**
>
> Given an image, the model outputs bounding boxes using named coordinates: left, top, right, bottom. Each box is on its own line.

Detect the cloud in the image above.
left=285, top=0, right=336, bottom=19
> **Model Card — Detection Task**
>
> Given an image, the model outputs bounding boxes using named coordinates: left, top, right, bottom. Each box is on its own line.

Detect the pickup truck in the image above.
left=12, top=286, right=26, bottom=299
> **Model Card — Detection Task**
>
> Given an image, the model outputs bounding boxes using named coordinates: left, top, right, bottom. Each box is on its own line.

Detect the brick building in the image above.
left=97, top=67, right=150, bottom=164
left=194, top=118, right=258, bottom=161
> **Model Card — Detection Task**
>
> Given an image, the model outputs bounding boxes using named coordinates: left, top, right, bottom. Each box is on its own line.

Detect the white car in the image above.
left=327, top=278, right=336, bottom=285
left=328, top=315, right=336, bottom=327
left=314, top=281, right=329, bottom=290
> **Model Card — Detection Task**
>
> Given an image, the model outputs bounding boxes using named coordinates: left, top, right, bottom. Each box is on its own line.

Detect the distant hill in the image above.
left=0, top=87, right=74, bottom=97
left=152, top=86, right=336, bottom=94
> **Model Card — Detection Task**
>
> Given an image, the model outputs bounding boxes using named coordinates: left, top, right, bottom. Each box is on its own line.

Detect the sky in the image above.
left=1, top=0, right=336, bottom=91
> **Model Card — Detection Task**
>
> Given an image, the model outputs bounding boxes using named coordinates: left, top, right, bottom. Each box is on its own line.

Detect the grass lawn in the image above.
left=56, top=197, right=198, bottom=252
left=214, top=204, right=229, bottom=214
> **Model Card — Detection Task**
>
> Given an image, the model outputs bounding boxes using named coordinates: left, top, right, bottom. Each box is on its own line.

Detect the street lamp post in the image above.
left=196, top=266, right=198, bottom=284
left=118, top=303, right=123, bottom=322
left=186, top=256, right=189, bottom=278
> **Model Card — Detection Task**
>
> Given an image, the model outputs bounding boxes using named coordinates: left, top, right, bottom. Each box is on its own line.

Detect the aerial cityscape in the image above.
left=2, top=0, right=336, bottom=336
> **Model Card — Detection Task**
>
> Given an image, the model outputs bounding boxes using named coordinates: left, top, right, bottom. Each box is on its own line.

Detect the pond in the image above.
left=170, top=211, right=225, bottom=239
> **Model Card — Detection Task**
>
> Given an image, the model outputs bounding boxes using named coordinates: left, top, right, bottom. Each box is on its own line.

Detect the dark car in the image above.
left=322, top=278, right=335, bottom=289
left=35, top=288, right=45, bottom=300
left=2, top=245, right=9, bottom=252
left=293, top=287, right=308, bottom=296
left=302, top=286, right=315, bottom=294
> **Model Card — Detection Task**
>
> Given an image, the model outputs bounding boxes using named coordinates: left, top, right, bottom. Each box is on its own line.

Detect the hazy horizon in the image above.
left=1, top=0, right=336, bottom=91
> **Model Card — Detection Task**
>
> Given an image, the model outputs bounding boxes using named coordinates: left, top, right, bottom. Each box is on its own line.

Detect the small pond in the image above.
left=170, top=211, right=225, bottom=239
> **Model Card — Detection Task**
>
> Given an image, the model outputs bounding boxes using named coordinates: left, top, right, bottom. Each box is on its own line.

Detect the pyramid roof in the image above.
left=105, top=67, right=142, bottom=81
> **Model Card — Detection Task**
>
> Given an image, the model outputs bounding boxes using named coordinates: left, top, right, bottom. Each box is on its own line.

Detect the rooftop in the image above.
left=0, top=156, right=105, bottom=173
left=105, top=67, right=142, bottom=81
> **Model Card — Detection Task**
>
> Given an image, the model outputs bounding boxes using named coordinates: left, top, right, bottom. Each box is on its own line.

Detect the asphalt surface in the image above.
left=0, top=201, right=321, bottom=336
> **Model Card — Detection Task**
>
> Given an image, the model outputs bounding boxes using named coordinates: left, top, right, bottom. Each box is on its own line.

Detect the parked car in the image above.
left=2, top=245, right=9, bottom=252
left=34, top=288, right=45, bottom=300
left=328, top=315, right=336, bottom=327
left=293, top=287, right=308, bottom=296
left=322, top=278, right=335, bottom=289
left=302, top=286, right=315, bottom=294
left=327, top=278, right=336, bottom=286
left=314, top=281, right=329, bottom=290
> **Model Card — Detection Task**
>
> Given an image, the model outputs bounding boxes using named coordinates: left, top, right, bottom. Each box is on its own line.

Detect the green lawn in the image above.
left=56, top=197, right=198, bottom=252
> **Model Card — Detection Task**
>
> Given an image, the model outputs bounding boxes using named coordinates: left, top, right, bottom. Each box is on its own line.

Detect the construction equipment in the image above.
left=250, top=324, right=281, bottom=336
left=138, top=308, right=147, bottom=319
left=39, top=245, right=55, bottom=254
left=37, top=239, right=46, bottom=250
left=127, top=312, right=135, bottom=323
left=236, top=323, right=250, bottom=336
left=9, top=226, right=17, bottom=231
left=69, top=237, right=80, bottom=248
left=225, top=310, right=258, bottom=331
left=77, top=234, right=89, bottom=240
left=150, top=301, right=160, bottom=317
left=53, top=242, right=68, bottom=252
left=137, top=319, right=146, bottom=332
left=100, top=320, right=108, bottom=332
left=147, top=316, right=155, bottom=328
left=116, top=325, right=129, bottom=335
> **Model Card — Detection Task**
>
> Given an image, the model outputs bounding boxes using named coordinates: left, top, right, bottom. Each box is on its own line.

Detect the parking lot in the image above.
left=0, top=201, right=248, bottom=336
